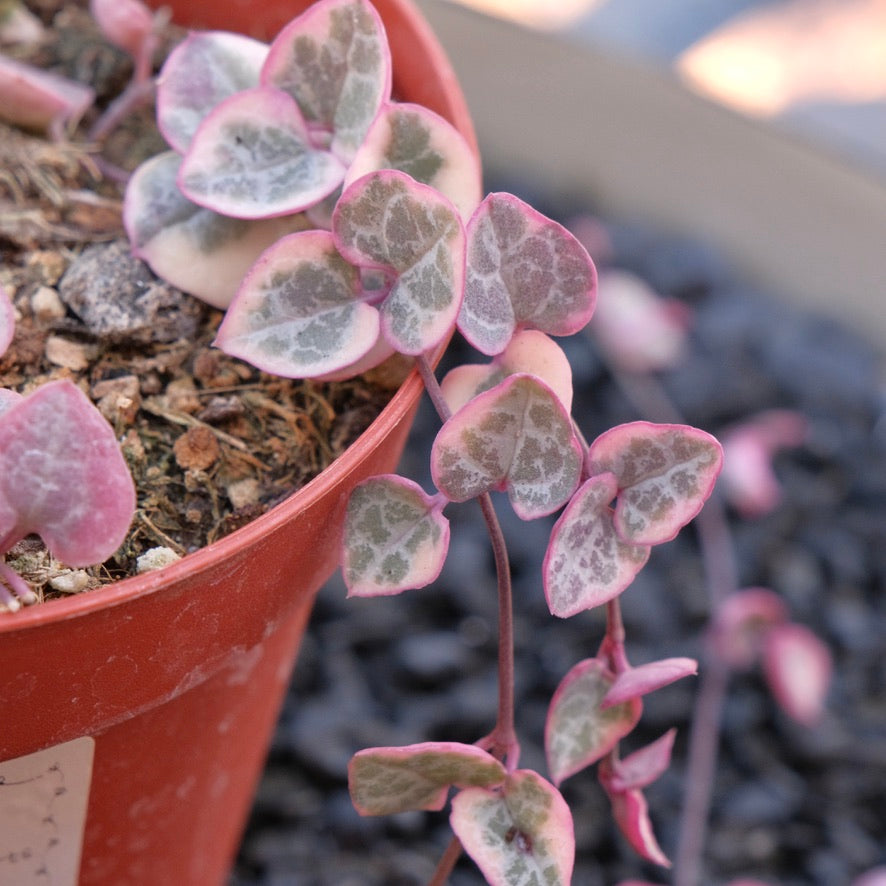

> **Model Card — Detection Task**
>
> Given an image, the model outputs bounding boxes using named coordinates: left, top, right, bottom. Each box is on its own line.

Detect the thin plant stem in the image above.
left=428, top=835, right=464, bottom=886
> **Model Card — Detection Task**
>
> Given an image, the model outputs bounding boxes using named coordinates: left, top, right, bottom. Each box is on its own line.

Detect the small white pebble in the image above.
left=136, top=546, right=181, bottom=573
left=31, top=286, right=66, bottom=321
left=45, top=335, right=94, bottom=370
left=226, top=477, right=261, bottom=510
left=49, top=569, right=90, bottom=594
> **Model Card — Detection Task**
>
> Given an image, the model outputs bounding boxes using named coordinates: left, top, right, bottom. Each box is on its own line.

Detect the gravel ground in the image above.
left=230, top=191, right=886, bottom=886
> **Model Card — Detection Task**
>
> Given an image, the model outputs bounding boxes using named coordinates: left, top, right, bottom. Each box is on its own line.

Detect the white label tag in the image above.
left=0, top=737, right=95, bottom=885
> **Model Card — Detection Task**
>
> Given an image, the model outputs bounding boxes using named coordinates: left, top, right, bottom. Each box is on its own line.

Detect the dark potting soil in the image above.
left=230, top=186, right=886, bottom=885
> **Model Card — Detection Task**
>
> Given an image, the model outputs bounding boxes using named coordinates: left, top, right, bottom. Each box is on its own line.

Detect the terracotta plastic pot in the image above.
left=0, top=2, right=476, bottom=884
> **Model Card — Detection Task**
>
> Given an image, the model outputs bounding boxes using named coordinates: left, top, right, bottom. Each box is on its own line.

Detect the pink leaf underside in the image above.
left=712, top=586, right=789, bottom=670
left=440, top=329, right=573, bottom=415
left=604, top=782, right=671, bottom=868
left=342, top=474, right=450, bottom=596
left=177, top=86, right=346, bottom=219
left=345, top=102, right=482, bottom=221
left=0, top=285, right=14, bottom=357
left=588, top=421, right=724, bottom=546
left=458, top=192, right=597, bottom=356
left=431, top=374, right=582, bottom=520
left=592, top=269, right=691, bottom=373
left=90, top=0, right=154, bottom=58
left=545, top=657, right=642, bottom=786
left=156, top=30, right=268, bottom=152
left=762, top=623, right=832, bottom=726
left=124, top=151, right=310, bottom=309
left=601, top=658, right=698, bottom=709
left=0, top=389, right=23, bottom=418
left=332, top=170, right=465, bottom=355
left=450, top=770, right=575, bottom=886
left=214, top=229, right=380, bottom=378
left=0, top=380, right=135, bottom=563
left=260, top=0, right=391, bottom=162
left=0, top=55, right=95, bottom=132
left=601, top=729, right=677, bottom=793
left=543, top=473, right=651, bottom=618
left=348, top=742, right=505, bottom=816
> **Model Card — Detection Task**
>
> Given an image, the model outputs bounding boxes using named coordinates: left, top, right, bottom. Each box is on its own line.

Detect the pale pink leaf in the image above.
left=346, top=102, right=482, bottom=220
left=543, top=473, right=651, bottom=618
left=261, top=0, right=391, bottom=161
left=852, top=867, right=886, bottom=886
left=349, top=742, right=505, bottom=816
left=603, top=781, right=670, bottom=868
left=711, top=587, right=789, bottom=670
left=0, top=380, right=135, bottom=564
left=90, top=0, right=155, bottom=79
left=601, top=659, right=697, bottom=708
left=156, top=30, right=268, bottom=152
left=214, top=230, right=380, bottom=378
left=545, top=657, right=642, bottom=785
left=431, top=374, right=582, bottom=520
left=0, top=285, right=14, bottom=357
left=440, top=330, right=574, bottom=415
left=178, top=87, right=346, bottom=219
left=342, top=475, right=450, bottom=597
left=762, top=622, right=832, bottom=725
left=0, top=389, right=22, bottom=418
left=588, top=422, right=723, bottom=546
left=458, top=192, right=597, bottom=356
left=601, top=729, right=677, bottom=793
left=123, top=151, right=309, bottom=309
left=332, top=170, right=465, bottom=355
left=450, top=770, right=574, bottom=886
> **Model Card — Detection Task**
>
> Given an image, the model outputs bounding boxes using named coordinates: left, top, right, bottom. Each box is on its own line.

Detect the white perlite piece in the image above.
left=137, top=546, right=181, bottom=572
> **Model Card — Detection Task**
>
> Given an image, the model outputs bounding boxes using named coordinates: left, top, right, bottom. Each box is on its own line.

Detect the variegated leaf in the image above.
left=451, top=770, right=574, bottom=886
left=588, top=422, right=723, bottom=546
left=601, top=658, right=698, bottom=708
left=349, top=742, right=505, bottom=816
left=431, top=374, right=581, bottom=520
left=602, top=729, right=677, bottom=793
left=343, top=475, right=450, bottom=596
left=543, top=473, right=651, bottom=618
left=458, top=192, right=597, bottom=355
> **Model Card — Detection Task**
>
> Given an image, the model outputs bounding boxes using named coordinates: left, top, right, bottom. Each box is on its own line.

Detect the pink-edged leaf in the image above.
left=543, top=473, right=651, bottom=618
left=451, top=770, right=574, bottom=886
left=711, top=587, right=789, bottom=670
left=431, top=374, right=582, bottom=520
left=720, top=409, right=808, bottom=518
left=333, top=170, right=465, bottom=355
left=458, top=192, right=597, bottom=356
left=440, top=329, right=574, bottom=415
left=601, top=659, right=697, bottom=709
left=178, top=86, right=346, bottom=219
left=124, top=151, right=309, bottom=309
left=261, top=0, right=391, bottom=161
left=214, top=230, right=380, bottom=378
left=342, top=475, right=450, bottom=597
left=601, top=730, right=677, bottom=793
left=545, top=657, right=642, bottom=785
left=762, top=623, right=831, bottom=726
left=592, top=269, right=692, bottom=373
left=346, top=102, right=482, bottom=220
left=0, top=285, right=14, bottom=357
left=156, top=30, right=268, bottom=152
left=0, top=54, right=94, bottom=136
left=588, top=422, right=723, bottom=546
left=349, top=742, right=505, bottom=816
left=0, top=380, right=135, bottom=563
left=600, top=775, right=671, bottom=868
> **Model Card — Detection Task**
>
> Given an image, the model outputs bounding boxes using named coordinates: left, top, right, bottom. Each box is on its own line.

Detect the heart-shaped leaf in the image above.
left=342, top=475, right=450, bottom=596
left=214, top=229, right=381, bottom=378
left=545, top=657, right=642, bottom=785
left=333, top=170, right=465, bottom=355
left=440, top=329, right=574, bottom=416
left=124, top=151, right=310, bottom=309
left=543, top=473, right=651, bottom=618
left=156, top=30, right=268, bottom=152
left=261, top=0, right=391, bottom=161
left=346, top=102, right=482, bottom=220
left=458, top=192, right=597, bottom=355
left=0, top=380, right=135, bottom=564
left=451, top=770, right=574, bottom=886
left=178, top=86, right=346, bottom=219
left=588, top=422, right=723, bottom=546
left=601, top=658, right=698, bottom=708
left=431, top=374, right=581, bottom=520
left=349, top=742, right=505, bottom=816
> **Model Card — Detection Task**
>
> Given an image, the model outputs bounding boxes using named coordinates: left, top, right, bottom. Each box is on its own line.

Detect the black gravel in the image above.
left=230, top=190, right=886, bottom=885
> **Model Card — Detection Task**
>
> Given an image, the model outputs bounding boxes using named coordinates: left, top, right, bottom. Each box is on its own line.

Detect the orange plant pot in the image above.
left=0, top=2, right=476, bottom=884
